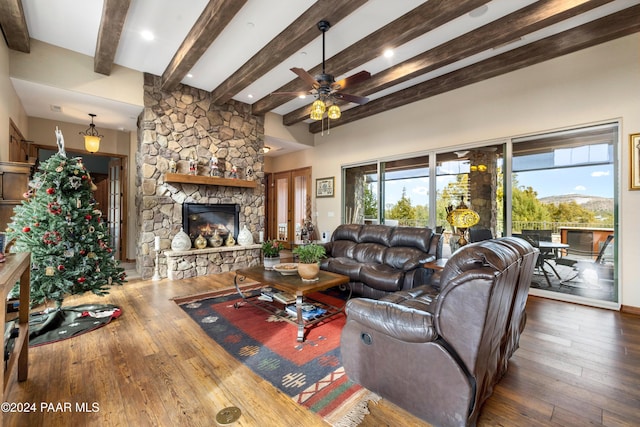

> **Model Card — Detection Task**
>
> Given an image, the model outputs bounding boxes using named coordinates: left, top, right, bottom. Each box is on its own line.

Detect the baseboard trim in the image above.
left=621, top=305, right=640, bottom=316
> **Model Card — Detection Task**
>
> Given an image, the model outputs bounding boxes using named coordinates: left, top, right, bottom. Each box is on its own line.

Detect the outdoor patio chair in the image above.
left=522, top=229, right=552, bottom=241
left=555, top=234, right=614, bottom=285
left=520, top=232, right=561, bottom=287
left=469, top=227, right=493, bottom=242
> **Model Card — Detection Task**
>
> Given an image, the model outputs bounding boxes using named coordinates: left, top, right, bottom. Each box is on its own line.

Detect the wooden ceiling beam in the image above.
left=94, top=0, right=132, bottom=75
left=0, top=0, right=30, bottom=53
left=251, top=0, right=491, bottom=116
left=210, top=0, right=368, bottom=105
left=287, top=0, right=613, bottom=125
left=160, top=0, right=248, bottom=91
left=309, top=5, right=640, bottom=133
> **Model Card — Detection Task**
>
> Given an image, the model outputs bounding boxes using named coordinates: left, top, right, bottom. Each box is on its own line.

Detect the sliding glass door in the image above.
left=511, top=123, right=617, bottom=303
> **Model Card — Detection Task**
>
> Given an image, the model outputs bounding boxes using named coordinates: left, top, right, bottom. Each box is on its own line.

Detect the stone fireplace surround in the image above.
left=136, top=73, right=265, bottom=279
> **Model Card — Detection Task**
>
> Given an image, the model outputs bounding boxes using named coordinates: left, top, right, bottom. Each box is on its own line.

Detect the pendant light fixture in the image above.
left=80, top=113, right=103, bottom=153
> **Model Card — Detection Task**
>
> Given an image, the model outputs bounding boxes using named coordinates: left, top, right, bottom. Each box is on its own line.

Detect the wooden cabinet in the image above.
left=0, top=161, right=33, bottom=232
left=0, top=252, right=30, bottom=416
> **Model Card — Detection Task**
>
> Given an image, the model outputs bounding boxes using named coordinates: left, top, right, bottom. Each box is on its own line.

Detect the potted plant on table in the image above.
left=262, top=239, right=284, bottom=270
left=292, top=243, right=326, bottom=281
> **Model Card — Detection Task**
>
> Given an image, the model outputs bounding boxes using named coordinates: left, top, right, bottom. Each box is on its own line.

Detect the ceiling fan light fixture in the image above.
left=327, top=104, right=341, bottom=120
left=80, top=113, right=103, bottom=153
left=310, top=99, right=326, bottom=120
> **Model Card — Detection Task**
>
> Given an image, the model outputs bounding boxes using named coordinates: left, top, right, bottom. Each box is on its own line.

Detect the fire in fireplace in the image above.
left=182, top=203, right=240, bottom=244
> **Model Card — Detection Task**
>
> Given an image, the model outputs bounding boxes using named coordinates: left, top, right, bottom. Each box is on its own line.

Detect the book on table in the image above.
left=272, top=291, right=296, bottom=305
left=285, top=304, right=327, bottom=320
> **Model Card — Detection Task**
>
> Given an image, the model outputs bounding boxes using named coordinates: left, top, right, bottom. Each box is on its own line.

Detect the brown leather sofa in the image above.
left=320, top=224, right=442, bottom=299
left=340, top=237, right=538, bottom=427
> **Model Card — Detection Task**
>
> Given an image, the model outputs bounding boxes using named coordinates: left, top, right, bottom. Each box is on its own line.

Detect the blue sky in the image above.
left=383, top=164, right=614, bottom=207
left=515, top=164, right=614, bottom=199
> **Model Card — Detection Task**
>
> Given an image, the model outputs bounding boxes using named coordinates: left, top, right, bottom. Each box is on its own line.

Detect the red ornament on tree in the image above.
left=85, top=214, right=92, bottom=220
left=47, top=202, right=62, bottom=215
left=46, top=187, right=56, bottom=195
left=22, top=226, right=31, bottom=232
left=77, top=277, right=86, bottom=283
left=57, top=265, right=65, bottom=271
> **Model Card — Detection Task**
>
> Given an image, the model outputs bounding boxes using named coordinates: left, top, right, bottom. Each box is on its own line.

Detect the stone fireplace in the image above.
left=136, top=73, right=265, bottom=279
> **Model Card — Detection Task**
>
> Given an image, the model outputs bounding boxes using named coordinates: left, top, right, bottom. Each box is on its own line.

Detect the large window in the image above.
left=343, top=156, right=429, bottom=226
left=342, top=122, right=618, bottom=306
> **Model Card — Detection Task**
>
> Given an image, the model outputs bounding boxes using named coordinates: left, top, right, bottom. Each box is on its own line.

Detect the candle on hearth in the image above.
left=154, top=236, right=161, bottom=251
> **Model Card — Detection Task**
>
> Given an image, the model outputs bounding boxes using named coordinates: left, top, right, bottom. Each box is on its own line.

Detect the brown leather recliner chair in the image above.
left=340, top=237, right=538, bottom=427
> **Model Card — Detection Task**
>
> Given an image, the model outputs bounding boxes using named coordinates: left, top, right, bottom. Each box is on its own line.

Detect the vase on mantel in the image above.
left=237, top=225, right=254, bottom=246
left=263, top=256, right=280, bottom=270
left=209, top=230, right=223, bottom=247
left=171, top=227, right=191, bottom=251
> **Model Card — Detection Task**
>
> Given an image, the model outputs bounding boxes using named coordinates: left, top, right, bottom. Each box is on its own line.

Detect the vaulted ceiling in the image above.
left=1, top=0, right=639, bottom=150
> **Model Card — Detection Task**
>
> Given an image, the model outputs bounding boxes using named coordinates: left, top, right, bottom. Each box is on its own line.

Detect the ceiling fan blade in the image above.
left=334, top=92, right=369, bottom=105
left=291, top=67, right=319, bottom=89
left=271, top=91, right=310, bottom=97
left=332, top=70, right=371, bottom=91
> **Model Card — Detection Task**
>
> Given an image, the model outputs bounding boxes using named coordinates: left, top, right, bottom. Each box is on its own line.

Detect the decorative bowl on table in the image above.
left=273, top=263, right=299, bottom=275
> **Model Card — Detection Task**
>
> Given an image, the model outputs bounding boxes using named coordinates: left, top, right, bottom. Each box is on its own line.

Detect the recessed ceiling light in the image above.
left=50, top=105, right=62, bottom=113
left=469, top=5, right=488, bottom=18
left=247, top=94, right=253, bottom=99
left=186, top=73, right=193, bottom=78
left=300, top=51, right=307, bottom=56
left=298, top=95, right=306, bottom=99
left=383, top=49, right=394, bottom=58
left=140, top=30, right=155, bottom=41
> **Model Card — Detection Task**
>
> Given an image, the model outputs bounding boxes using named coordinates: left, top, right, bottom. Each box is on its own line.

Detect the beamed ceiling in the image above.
left=1, top=0, right=639, bottom=153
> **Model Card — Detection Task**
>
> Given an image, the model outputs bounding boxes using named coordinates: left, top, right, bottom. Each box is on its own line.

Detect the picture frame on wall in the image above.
left=631, top=133, right=640, bottom=190
left=316, top=177, right=335, bottom=198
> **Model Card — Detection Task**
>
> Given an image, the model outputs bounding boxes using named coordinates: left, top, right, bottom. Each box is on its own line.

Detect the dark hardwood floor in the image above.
left=4, top=273, right=639, bottom=426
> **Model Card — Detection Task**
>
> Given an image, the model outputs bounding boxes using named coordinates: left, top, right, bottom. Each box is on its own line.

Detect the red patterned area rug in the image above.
left=175, top=286, right=380, bottom=426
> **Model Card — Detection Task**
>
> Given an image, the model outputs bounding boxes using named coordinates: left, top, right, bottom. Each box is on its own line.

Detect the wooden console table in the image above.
left=0, top=252, right=30, bottom=410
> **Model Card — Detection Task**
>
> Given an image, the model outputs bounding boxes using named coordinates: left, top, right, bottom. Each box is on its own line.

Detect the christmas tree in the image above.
left=6, top=128, right=125, bottom=307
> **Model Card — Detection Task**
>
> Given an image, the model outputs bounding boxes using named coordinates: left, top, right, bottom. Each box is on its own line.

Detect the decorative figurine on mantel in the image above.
left=188, top=152, right=197, bottom=175
left=168, top=158, right=177, bottom=173
left=209, top=156, right=221, bottom=177
left=230, top=166, right=238, bottom=179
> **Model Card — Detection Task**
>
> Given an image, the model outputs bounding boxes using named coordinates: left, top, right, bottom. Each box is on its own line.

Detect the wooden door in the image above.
left=108, top=159, right=123, bottom=260
left=270, top=167, right=311, bottom=248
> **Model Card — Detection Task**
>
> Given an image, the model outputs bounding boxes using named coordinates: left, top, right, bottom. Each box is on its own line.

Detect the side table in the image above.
left=424, top=258, right=448, bottom=271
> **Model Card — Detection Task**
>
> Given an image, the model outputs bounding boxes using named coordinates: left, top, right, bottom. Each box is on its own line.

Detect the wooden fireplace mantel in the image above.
left=164, top=173, right=258, bottom=189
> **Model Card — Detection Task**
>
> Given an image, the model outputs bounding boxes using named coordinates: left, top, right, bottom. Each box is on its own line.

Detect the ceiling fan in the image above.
left=273, top=20, right=371, bottom=120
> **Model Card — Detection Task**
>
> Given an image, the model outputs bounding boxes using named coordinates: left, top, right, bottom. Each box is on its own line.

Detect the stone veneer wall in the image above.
left=136, top=73, right=265, bottom=279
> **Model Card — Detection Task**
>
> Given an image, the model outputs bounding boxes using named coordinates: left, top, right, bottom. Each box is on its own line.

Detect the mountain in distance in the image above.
left=539, top=194, right=613, bottom=212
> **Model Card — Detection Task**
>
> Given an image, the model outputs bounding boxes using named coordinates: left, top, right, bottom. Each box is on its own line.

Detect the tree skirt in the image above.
left=28, top=304, right=122, bottom=347
left=175, top=286, right=380, bottom=427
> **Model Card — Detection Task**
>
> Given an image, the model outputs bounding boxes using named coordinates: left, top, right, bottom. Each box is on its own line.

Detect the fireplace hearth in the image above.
left=183, top=203, right=240, bottom=244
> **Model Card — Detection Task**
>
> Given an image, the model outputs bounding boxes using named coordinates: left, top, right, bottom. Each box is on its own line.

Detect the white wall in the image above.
left=0, top=35, right=29, bottom=161
left=9, top=40, right=143, bottom=108
left=271, top=34, right=640, bottom=309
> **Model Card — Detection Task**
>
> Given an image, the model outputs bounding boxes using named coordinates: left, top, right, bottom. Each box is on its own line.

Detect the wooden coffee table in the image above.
left=234, top=265, right=350, bottom=342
